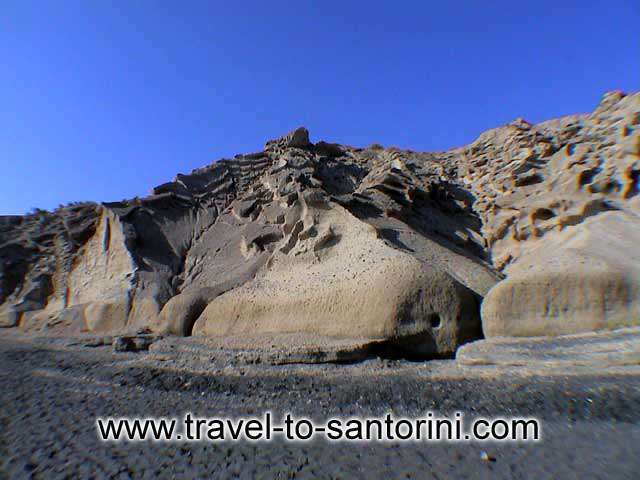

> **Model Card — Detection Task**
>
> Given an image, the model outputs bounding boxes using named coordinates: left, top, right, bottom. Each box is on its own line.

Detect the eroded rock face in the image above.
left=468, top=92, right=640, bottom=337
left=171, top=132, right=489, bottom=355
left=1, top=91, right=639, bottom=352
left=481, top=211, right=640, bottom=337
left=457, top=327, right=640, bottom=370
left=0, top=203, right=101, bottom=330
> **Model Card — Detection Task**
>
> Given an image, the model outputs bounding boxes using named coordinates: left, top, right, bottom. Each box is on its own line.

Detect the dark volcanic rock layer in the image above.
left=1, top=92, right=639, bottom=356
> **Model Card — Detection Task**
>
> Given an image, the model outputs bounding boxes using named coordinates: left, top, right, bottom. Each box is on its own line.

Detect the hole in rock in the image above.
left=429, top=313, right=442, bottom=329
left=182, top=302, right=209, bottom=337
left=577, top=167, right=601, bottom=187
left=531, top=208, right=556, bottom=222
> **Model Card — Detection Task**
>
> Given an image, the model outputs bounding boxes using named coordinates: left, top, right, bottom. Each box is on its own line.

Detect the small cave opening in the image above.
left=181, top=301, right=209, bottom=337
left=428, top=313, right=441, bottom=329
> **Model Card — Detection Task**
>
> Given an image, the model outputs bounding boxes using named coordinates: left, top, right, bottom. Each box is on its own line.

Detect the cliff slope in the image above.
left=1, top=91, right=638, bottom=355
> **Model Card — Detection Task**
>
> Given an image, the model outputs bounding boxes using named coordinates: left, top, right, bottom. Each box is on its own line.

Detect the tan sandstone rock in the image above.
left=2, top=94, right=639, bottom=354
left=472, top=92, right=640, bottom=337
left=192, top=201, right=479, bottom=355
left=482, top=211, right=640, bottom=337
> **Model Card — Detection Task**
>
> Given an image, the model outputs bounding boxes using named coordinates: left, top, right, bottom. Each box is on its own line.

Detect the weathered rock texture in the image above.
left=457, top=327, right=640, bottom=370
left=1, top=92, right=639, bottom=354
left=470, top=92, right=640, bottom=337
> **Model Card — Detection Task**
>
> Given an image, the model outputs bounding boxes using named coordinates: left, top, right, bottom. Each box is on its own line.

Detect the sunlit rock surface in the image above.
left=1, top=93, right=639, bottom=355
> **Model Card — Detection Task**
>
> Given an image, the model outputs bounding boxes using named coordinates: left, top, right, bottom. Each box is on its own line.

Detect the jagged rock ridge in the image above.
left=1, top=92, right=638, bottom=356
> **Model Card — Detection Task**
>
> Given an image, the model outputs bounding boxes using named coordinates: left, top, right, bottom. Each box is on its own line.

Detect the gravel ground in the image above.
left=1, top=336, right=640, bottom=479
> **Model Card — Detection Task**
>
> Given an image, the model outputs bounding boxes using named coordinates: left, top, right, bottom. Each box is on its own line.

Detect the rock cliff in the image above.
left=1, top=91, right=638, bottom=356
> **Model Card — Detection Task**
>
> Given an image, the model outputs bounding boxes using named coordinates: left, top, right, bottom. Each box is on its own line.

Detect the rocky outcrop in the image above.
left=466, top=91, right=640, bottom=337
left=457, top=327, right=640, bottom=371
left=1, top=92, right=639, bottom=355
left=481, top=211, right=640, bottom=337
left=0, top=203, right=100, bottom=329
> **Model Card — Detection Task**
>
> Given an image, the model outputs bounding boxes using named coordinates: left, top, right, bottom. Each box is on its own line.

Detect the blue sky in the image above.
left=1, top=1, right=638, bottom=214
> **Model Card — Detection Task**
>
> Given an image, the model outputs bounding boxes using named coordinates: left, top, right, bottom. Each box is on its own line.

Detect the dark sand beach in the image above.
left=1, top=334, right=639, bottom=479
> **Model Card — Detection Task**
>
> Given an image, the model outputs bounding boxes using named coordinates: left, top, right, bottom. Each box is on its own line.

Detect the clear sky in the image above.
left=1, top=1, right=638, bottom=215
